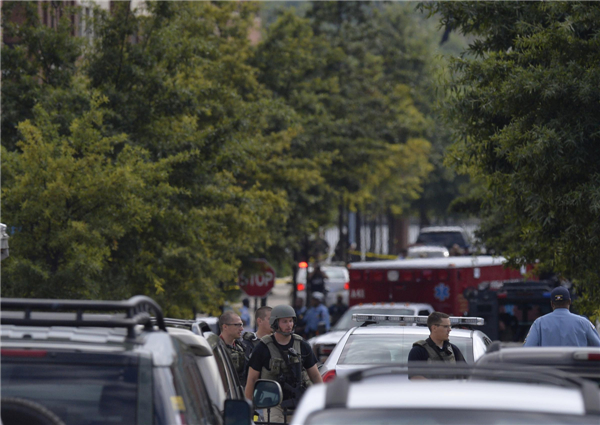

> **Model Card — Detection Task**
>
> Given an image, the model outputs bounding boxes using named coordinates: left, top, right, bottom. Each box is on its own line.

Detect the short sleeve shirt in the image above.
left=248, top=335, right=317, bottom=373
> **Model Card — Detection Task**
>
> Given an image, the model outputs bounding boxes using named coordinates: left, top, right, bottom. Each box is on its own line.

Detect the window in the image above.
left=1, top=361, right=138, bottom=425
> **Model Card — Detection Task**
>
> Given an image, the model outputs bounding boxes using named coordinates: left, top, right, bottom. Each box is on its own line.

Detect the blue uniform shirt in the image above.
left=304, top=304, right=331, bottom=334
left=524, top=308, right=600, bottom=347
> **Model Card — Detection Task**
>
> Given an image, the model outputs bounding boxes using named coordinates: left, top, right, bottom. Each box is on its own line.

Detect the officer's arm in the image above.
left=586, top=322, right=600, bottom=347
left=306, top=364, right=323, bottom=384
left=523, top=320, right=540, bottom=347
left=245, top=367, right=260, bottom=401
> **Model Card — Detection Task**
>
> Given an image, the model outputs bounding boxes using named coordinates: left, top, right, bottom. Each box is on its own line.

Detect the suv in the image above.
left=415, top=226, right=471, bottom=253
left=295, top=264, right=350, bottom=306
left=0, top=296, right=256, bottom=425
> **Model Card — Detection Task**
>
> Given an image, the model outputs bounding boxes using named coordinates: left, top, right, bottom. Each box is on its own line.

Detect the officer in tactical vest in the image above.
left=241, top=306, right=273, bottom=349
left=219, top=311, right=248, bottom=384
left=245, top=304, right=323, bottom=424
left=408, top=311, right=465, bottom=379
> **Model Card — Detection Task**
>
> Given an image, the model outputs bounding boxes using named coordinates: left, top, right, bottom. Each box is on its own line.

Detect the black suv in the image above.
left=0, top=296, right=255, bottom=425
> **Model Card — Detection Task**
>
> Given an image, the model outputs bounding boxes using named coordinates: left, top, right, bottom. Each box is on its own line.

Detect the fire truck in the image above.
left=347, top=256, right=529, bottom=316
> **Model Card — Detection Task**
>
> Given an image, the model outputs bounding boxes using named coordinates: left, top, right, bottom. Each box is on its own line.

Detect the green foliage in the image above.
left=422, top=1, right=600, bottom=318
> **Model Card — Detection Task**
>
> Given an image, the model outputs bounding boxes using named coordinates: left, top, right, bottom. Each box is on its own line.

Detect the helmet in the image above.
left=311, top=291, right=325, bottom=302
left=269, top=305, right=297, bottom=333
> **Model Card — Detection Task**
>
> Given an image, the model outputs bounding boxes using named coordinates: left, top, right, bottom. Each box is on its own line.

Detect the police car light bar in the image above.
left=352, top=314, right=485, bottom=326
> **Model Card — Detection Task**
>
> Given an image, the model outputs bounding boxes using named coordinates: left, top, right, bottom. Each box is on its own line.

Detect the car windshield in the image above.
left=417, top=232, right=466, bottom=247
left=1, top=361, right=138, bottom=425
left=322, top=268, right=347, bottom=280
left=333, top=308, right=415, bottom=331
left=305, top=409, right=594, bottom=425
left=337, top=334, right=474, bottom=364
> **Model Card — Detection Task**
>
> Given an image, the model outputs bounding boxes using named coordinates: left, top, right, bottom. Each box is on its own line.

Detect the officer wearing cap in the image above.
left=524, top=287, right=600, bottom=347
left=303, top=291, right=331, bottom=339
left=245, top=304, right=322, bottom=423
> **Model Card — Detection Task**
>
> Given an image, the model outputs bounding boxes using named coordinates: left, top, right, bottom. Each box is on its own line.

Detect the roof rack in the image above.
left=1, top=295, right=166, bottom=339
left=354, top=314, right=484, bottom=327
left=324, top=363, right=600, bottom=415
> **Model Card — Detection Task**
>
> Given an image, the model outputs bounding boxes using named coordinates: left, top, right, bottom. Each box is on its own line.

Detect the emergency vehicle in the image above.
left=347, top=256, right=528, bottom=316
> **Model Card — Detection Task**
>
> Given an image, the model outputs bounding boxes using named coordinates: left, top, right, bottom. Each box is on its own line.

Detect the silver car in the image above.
left=319, top=314, right=492, bottom=382
left=308, top=303, right=434, bottom=363
left=295, top=264, right=349, bottom=306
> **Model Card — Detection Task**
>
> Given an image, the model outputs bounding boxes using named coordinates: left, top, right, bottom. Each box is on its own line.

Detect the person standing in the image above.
left=307, top=265, right=328, bottom=301
left=408, top=312, right=465, bottom=379
left=219, top=311, right=248, bottom=384
left=303, top=292, right=330, bottom=339
left=524, top=287, right=600, bottom=347
left=245, top=305, right=322, bottom=424
left=241, top=306, right=273, bottom=348
left=328, top=294, right=348, bottom=327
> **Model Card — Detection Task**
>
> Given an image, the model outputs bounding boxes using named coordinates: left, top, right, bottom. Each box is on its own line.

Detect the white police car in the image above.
left=308, top=303, right=434, bottom=363
left=319, top=314, right=492, bottom=382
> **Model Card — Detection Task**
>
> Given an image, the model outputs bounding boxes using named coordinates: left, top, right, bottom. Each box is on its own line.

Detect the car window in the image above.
left=1, top=361, right=138, bottom=425
left=337, top=334, right=474, bottom=364
left=322, top=268, right=347, bottom=280
left=305, top=409, right=594, bottom=425
left=333, top=308, right=415, bottom=330
left=416, top=232, right=467, bottom=247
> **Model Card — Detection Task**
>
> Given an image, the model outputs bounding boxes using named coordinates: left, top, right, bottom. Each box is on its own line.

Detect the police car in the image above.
left=308, top=303, right=434, bottom=363
left=319, top=314, right=492, bottom=382
left=291, top=364, right=600, bottom=425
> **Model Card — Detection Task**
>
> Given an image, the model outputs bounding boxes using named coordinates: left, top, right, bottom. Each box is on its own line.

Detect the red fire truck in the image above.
left=347, top=256, right=529, bottom=316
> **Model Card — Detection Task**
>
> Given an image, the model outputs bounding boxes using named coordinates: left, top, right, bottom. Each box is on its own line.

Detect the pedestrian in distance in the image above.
left=524, top=287, right=600, bottom=347
left=219, top=311, right=248, bottom=384
left=307, top=265, right=328, bottom=301
left=245, top=304, right=322, bottom=424
left=408, top=312, right=466, bottom=380
left=328, top=294, right=348, bottom=327
left=239, top=298, right=252, bottom=333
left=293, top=297, right=307, bottom=337
left=303, top=292, right=330, bottom=339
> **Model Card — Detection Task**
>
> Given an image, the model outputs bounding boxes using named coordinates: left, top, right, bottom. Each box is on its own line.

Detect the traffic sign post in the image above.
left=238, top=259, right=276, bottom=298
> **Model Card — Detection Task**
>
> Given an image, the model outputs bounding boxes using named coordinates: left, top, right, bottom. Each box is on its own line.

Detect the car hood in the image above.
left=308, top=331, right=347, bottom=347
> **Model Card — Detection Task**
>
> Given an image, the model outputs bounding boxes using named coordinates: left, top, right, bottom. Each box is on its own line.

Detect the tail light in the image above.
left=344, top=282, right=349, bottom=290
left=322, top=369, right=336, bottom=382
left=574, top=352, right=600, bottom=361
left=299, top=262, right=308, bottom=268
left=298, top=283, right=305, bottom=291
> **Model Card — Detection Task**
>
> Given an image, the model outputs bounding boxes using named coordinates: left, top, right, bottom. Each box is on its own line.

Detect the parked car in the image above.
left=0, top=296, right=267, bottom=425
left=415, top=226, right=471, bottom=253
left=296, top=264, right=349, bottom=306
left=291, top=364, right=600, bottom=425
left=478, top=344, right=600, bottom=387
left=318, top=314, right=492, bottom=382
left=308, top=303, right=434, bottom=363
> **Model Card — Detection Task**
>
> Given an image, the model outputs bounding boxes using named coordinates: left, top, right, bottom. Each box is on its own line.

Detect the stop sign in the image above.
left=238, top=259, right=276, bottom=298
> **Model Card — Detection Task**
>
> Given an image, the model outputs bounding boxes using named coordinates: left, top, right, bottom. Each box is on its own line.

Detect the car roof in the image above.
left=293, top=380, right=586, bottom=424
left=419, top=226, right=466, bottom=233
left=479, top=347, right=600, bottom=365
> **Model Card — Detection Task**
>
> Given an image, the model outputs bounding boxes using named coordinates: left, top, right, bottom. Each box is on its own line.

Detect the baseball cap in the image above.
left=551, top=287, right=571, bottom=302
left=311, top=291, right=325, bottom=301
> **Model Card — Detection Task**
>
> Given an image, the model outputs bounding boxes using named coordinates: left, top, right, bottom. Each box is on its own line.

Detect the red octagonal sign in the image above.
left=238, top=259, right=276, bottom=298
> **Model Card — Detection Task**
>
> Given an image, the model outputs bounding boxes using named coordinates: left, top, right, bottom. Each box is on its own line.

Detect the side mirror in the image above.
left=253, top=379, right=282, bottom=409
left=223, top=399, right=252, bottom=425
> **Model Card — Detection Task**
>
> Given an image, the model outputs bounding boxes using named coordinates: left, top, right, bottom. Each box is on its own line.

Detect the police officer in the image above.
left=245, top=305, right=322, bottom=424
left=408, top=312, right=465, bottom=379
left=524, top=287, right=600, bottom=347
left=303, top=292, right=330, bottom=339
left=241, top=305, right=273, bottom=348
left=219, top=311, right=248, bottom=384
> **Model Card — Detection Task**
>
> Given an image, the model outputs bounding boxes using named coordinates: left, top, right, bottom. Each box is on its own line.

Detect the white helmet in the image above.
left=311, top=291, right=325, bottom=302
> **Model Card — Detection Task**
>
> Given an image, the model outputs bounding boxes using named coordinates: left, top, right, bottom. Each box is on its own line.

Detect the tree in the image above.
left=1, top=96, right=180, bottom=300
left=421, top=1, right=600, bottom=318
